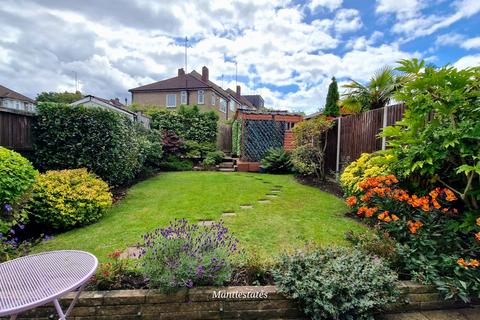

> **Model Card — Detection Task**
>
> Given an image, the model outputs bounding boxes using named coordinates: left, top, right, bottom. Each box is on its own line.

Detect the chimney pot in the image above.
left=236, top=85, right=241, bottom=95
left=178, top=68, right=185, bottom=76
left=202, top=66, right=209, bottom=81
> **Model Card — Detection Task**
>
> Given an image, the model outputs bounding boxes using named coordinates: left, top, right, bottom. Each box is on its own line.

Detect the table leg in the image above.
left=9, top=314, right=17, bottom=320
left=53, top=284, right=86, bottom=320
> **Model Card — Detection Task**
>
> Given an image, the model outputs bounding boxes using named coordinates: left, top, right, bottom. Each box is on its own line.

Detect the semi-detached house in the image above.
left=128, top=66, right=255, bottom=121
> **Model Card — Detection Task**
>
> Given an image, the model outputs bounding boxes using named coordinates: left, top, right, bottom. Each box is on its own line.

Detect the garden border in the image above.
left=8, top=282, right=479, bottom=320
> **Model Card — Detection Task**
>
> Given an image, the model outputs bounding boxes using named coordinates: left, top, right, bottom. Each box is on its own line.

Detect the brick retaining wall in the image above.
left=3, top=282, right=478, bottom=320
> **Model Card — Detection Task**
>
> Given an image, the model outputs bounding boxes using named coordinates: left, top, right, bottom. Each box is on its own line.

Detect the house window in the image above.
left=198, top=90, right=205, bottom=104
left=180, top=91, right=187, bottom=105
left=211, top=93, right=216, bottom=105
left=166, top=94, right=176, bottom=108
left=230, top=100, right=235, bottom=112
left=219, top=99, right=227, bottom=113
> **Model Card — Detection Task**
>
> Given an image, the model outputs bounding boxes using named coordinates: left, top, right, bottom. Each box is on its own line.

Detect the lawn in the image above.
left=35, top=172, right=367, bottom=261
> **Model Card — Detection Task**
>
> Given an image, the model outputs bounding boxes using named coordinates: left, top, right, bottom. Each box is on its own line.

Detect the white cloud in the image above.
left=376, top=0, right=424, bottom=19
left=435, top=33, right=480, bottom=50
left=334, top=9, right=362, bottom=33
left=454, top=54, right=480, bottom=69
left=309, top=0, right=343, bottom=12
left=462, top=37, right=480, bottom=49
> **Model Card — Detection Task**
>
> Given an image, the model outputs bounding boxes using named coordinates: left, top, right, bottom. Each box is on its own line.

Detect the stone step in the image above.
left=218, top=168, right=236, bottom=172
left=218, top=162, right=235, bottom=168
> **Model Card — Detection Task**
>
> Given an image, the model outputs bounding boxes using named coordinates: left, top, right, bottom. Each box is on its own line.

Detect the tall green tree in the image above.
left=323, top=77, right=339, bottom=116
left=339, top=67, right=403, bottom=113
left=36, top=91, right=83, bottom=104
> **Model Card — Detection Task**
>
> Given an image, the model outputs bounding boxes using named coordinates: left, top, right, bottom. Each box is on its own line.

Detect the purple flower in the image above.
left=44, top=235, right=53, bottom=241
left=19, top=224, right=25, bottom=230
left=9, top=229, right=15, bottom=235
left=185, top=279, right=193, bottom=288
left=4, top=204, right=13, bottom=212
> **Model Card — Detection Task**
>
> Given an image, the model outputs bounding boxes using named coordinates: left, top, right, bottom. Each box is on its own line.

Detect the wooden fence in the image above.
left=0, top=108, right=34, bottom=151
left=218, top=124, right=232, bottom=154
left=324, top=103, right=406, bottom=173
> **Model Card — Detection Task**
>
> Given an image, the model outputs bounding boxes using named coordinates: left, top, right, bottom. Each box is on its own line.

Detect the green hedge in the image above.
left=33, top=103, right=146, bottom=186
left=149, top=106, right=218, bottom=143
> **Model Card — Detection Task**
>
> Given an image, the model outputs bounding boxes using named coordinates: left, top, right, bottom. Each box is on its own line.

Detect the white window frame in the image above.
left=219, top=98, right=227, bottom=113
left=230, top=100, right=235, bottom=112
left=166, top=94, right=176, bottom=108
left=180, top=91, right=187, bottom=105
left=211, top=93, right=216, bottom=106
left=198, top=90, right=205, bottom=105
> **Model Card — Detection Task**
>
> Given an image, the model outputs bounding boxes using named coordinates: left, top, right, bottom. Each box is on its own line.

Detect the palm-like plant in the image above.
left=339, top=66, right=403, bottom=113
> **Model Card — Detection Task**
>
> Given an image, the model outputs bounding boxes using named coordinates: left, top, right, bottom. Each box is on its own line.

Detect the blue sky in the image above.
left=0, top=0, right=479, bottom=113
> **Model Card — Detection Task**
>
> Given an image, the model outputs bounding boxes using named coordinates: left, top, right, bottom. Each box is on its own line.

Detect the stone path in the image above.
left=379, top=306, right=480, bottom=320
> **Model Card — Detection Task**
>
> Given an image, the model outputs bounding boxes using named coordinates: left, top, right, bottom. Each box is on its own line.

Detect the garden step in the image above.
left=218, top=162, right=235, bottom=168
left=218, top=168, right=235, bottom=172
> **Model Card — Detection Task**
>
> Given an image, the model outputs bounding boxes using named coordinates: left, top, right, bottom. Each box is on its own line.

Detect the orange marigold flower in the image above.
left=378, top=212, right=386, bottom=220
left=407, top=220, right=423, bottom=234
left=346, top=196, right=357, bottom=206
left=365, top=207, right=378, bottom=218
left=431, top=199, right=441, bottom=209
left=471, top=259, right=479, bottom=268
left=391, top=214, right=399, bottom=221
left=421, top=204, right=430, bottom=212
left=457, top=258, right=468, bottom=268
left=475, top=232, right=480, bottom=241
left=383, top=216, right=392, bottom=222
left=429, top=190, right=439, bottom=199
left=476, top=217, right=480, bottom=226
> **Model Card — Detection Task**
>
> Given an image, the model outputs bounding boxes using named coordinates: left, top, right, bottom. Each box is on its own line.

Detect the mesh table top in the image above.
left=0, top=250, right=98, bottom=316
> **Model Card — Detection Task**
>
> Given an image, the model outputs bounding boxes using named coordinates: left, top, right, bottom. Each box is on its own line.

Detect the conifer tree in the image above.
left=323, top=77, right=339, bottom=116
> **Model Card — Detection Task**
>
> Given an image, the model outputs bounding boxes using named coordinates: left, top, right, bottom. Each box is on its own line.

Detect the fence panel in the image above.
left=218, top=124, right=232, bottom=154
left=324, top=103, right=406, bottom=172
left=0, top=109, right=34, bottom=151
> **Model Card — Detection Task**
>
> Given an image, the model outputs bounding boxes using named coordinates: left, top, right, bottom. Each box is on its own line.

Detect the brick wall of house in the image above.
left=283, top=130, right=295, bottom=151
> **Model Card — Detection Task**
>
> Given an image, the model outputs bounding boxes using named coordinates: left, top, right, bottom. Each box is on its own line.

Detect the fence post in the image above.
left=381, top=105, right=388, bottom=150
left=335, top=117, right=341, bottom=174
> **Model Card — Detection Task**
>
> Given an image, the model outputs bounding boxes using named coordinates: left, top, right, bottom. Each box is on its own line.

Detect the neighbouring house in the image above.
left=129, top=66, right=258, bottom=121
left=243, top=94, right=264, bottom=110
left=0, top=84, right=36, bottom=113
left=71, top=95, right=150, bottom=128
left=226, top=86, right=255, bottom=112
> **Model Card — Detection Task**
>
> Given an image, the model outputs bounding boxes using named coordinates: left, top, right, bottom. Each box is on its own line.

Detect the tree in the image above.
left=323, top=77, right=339, bottom=116
left=339, top=67, right=402, bottom=113
left=36, top=91, right=83, bottom=104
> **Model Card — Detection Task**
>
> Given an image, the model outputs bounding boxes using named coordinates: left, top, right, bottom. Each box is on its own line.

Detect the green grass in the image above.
left=35, top=172, right=367, bottom=261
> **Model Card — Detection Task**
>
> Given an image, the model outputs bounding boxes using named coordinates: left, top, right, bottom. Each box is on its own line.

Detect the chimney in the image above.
left=236, top=85, right=241, bottom=95
left=202, top=66, right=209, bottom=81
left=178, top=68, right=185, bottom=76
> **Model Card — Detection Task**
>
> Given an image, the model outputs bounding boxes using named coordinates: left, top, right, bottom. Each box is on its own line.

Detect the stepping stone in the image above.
left=270, top=190, right=281, bottom=193
left=265, top=194, right=278, bottom=198
left=120, top=246, right=143, bottom=259
left=258, top=199, right=271, bottom=204
left=240, top=204, right=253, bottom=209
left=198, top=220, right=216, bottom=226
left=262, top=181, right=271, bottom=184
left=222, top=212, right=236, bottom=217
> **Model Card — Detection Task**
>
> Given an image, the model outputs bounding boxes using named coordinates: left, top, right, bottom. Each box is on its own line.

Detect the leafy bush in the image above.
left=149, top=105, right=218, bottom=144
left=33, top=103, right=144, bottom=186
left=340, top=152, right=395, bottom=196
left=383, top=62, right=480, bottom=210
left=291, top=116, right=332, bottom=180
left=137, top=128, right=164, bottom=168
left=202, top=151, right=225, bottom=168
left=159, top=155, right=193, bottom=171
left=162, top=131, right=185, bottom=156
left=261, top=148, right=292, bottom=173
left=346, top=175, right=480, bottom=301
left=185, top=140, right=216, bottom=158
left=27, top=169, right=112, bottom=230
left=140, top=219, right=239, bottom=291
left=94, top=250, right=138, bottom=290
left=0, top=147, right=38, bottom=233
left=1, top=233, right=46, bottom=263
left=274, top=247, right=398, bottom=320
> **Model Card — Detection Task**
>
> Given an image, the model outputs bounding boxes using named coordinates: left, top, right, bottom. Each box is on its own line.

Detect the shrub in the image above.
left=0, top=147, right=38, bottom=233
left=138, top=128, right=164, bottom=168
left=185, top=140, right=216, bottom=158
left=346, top=175, right=480, bottom=301
left=149, top=105, right=218, bottom=144
left=274, top=247, right=398, bottom=320
left=159, top=155, right=193, bottom=171
left=291, top=116, right=332, bottom=180
left=33, top=103, right=144, bottom=186
left=383, top=61, right=480, bottom=210
left=340, top=152, right=395, bottom=196
left=201, top=151, right=224, bottom=168
left=140, top=219, right=239, bottom=291
left=27, top=168, right=112, bottom=230
left=261, top=148, right=292, bottom=173
left=162, top=131, right=185, bottom=156
left=93, top=250, right=139, bottom=290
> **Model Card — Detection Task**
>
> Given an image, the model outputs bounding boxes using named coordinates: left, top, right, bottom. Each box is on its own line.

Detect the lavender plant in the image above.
left=140, top=219, right=239, bottom=291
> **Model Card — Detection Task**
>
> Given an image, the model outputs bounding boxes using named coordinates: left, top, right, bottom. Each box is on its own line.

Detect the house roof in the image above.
left=71, top=95, right=136, bottom=116
left=0, top=84, right=35, bottom=103
left=225, top=89, right=255, bottom=109
left=129, top=70, right=230, bottom=99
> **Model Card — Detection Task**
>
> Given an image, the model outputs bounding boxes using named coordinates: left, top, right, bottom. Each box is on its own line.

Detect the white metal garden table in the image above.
left=0, top=250, right=98, bottom=320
